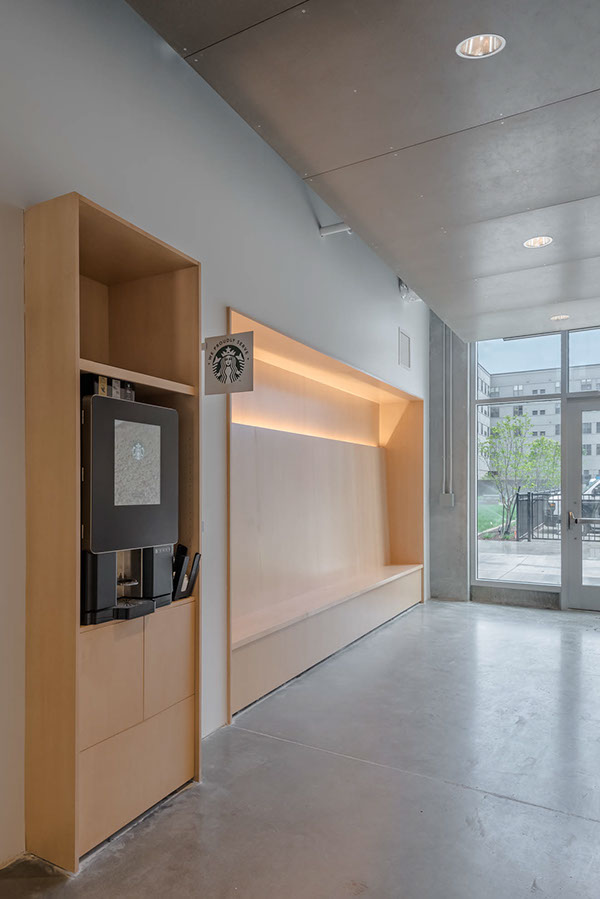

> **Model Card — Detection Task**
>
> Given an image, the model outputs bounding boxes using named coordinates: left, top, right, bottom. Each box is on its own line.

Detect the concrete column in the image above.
left=429, top=313, right=469, bottom=601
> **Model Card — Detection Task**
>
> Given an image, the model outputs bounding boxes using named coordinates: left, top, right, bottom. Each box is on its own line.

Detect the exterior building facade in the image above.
left=477, top=363, right=600, bottom=484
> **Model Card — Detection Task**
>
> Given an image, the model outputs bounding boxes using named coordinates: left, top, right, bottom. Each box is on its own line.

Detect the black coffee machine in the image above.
left=80, top=393, right=198, bottom=624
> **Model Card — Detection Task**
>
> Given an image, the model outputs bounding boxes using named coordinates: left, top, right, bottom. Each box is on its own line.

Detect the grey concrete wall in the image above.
left=429, top=314, right=469, bottom=601
left=0, top=205, right=25, bottom=865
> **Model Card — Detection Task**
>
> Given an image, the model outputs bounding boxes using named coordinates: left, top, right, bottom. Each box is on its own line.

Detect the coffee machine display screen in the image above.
left=82, top=394, right=178, bottom=554
left=114, top=420, right=161, bottom=506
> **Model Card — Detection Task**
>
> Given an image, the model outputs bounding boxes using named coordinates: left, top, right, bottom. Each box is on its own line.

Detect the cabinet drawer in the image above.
left=79, top=695, right=194, bottom=855
left=144, top=600, right=196, bottom=719
left=79, top=619, right=144, bottom=751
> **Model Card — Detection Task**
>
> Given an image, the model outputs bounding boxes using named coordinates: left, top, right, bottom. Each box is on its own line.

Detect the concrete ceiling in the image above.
left=127, top=0, right=600, bottom=341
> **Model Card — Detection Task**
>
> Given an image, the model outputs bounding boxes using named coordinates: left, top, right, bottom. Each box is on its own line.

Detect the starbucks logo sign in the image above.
left=205, top=331, right=254, bottom=395
left=212, top=344, right=246, bottom=384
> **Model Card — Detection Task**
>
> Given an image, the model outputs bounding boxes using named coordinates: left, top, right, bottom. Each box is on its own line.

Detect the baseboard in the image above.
left=471, top=584, right=560, bottom=610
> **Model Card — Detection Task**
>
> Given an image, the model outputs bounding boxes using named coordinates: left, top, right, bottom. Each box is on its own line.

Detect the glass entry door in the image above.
left=565, top=397, right=600, bottom=610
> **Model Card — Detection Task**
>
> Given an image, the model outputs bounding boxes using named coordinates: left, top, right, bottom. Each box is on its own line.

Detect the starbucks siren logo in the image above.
left=212, top=344, right=246, bottom=385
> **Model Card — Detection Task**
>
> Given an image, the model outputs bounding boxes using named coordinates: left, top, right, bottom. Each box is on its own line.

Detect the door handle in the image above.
left=569, top=512, right=598, bottom=526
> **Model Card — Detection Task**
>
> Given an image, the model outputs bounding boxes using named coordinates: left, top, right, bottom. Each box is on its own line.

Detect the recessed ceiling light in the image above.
left=455, top=34, right=506, bottom=59
left=523, top=235, right=553, bottom=248
left=550, top=314, right=570, bottom=322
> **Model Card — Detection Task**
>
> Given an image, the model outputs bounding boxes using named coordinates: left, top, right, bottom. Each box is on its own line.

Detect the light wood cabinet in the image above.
left=25, top=193, right=201, bottom=871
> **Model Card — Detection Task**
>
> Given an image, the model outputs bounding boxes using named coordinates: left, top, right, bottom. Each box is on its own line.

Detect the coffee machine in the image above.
left=81, top=393, right=182, bottom=624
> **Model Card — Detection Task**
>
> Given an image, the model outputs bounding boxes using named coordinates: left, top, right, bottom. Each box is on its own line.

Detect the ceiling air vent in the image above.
left=398, top=329, right=411, bottom=369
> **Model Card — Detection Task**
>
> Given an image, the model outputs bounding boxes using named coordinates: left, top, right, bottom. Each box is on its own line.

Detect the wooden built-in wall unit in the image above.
left=24, top=193, right=201, bottom=871
left=228, top=310, right=424, bottom=715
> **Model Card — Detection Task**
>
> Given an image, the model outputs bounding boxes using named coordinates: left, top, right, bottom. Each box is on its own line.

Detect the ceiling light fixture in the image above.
left=455, top=34, right=506, bottom=59
left=523, top=235, right=553, bottom=248
left=550, top=314, right=570, bottom=322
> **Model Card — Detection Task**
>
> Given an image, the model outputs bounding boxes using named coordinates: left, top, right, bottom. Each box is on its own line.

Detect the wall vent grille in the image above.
left=398, top=329, right=411, bottom=369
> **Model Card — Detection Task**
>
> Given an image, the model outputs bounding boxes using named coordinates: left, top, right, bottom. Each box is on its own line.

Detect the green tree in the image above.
left=480, top=414, right=531, bottom=533
left=523, top=436, right=561, bottom=493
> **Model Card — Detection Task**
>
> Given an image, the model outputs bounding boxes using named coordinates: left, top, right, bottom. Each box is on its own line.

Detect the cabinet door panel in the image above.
left=79, top=696, right=194, bottom=855
left=79, top=620, right=144, bottom=751
left=144, top=600, right=196, bottom=719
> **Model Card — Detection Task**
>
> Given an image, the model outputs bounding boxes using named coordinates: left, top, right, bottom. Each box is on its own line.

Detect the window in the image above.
left=583, top=422, right=592, bottom=434
left=555, top=424, right=561, bottom=435
left=555, top=381, right=560, bottom=391
left=596, top=423, right=600, bottom=434
left=475, top=336, right=561, bottom=588
left=569, top=331, right=600, bottom=391
left=584, top=469, right=590, bottom=478
left=539, top=409, right=546, bottom=415
left=583, top=444, right=592, bottom=456
left=596, top=381, right=600, bottom=390
left=596, top=445, right=600, bottom=455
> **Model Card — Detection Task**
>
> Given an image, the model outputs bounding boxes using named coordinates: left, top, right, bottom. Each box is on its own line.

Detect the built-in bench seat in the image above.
left=232, top=564, right=423, bottom=649
left=231, top=563, right=423, bottom=713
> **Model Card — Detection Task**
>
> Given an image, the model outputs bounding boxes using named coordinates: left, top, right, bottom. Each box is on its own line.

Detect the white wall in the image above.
left=0, top=0, right=429, bottom=865
left=0, top=205, right=25, bottom=866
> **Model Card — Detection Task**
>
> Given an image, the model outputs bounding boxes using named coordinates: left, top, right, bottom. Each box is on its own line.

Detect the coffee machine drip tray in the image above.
left=113, top=598, right=156, bottom=620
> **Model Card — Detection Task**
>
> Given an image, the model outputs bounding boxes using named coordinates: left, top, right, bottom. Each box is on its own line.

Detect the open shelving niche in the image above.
left=227, top=310, right=424, bottom=716
left=25, top=193, right=201, bottom=871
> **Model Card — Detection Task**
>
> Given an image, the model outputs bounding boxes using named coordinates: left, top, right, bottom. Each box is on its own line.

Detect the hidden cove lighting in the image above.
left=523, top=235, right=553, bottom=248
left=455, top=34, right=506, bottom=59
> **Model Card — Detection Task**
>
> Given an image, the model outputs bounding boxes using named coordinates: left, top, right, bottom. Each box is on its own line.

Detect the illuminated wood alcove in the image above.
left=228, top=311, right=424, bottom=715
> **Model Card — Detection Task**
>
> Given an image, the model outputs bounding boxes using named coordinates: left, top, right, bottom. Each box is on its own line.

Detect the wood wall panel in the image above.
left=24, top=193, right=81, bottom=871
left=384, top=400, right=424, bottom=566
left=230, top=424, right=389, bottom=619
left=79, top=276, right=109, bottom=362
left=232, top=359, right=380, bottom=446
left=108, top=267, right=200, bottom=387
left=230, top=309, right=412, bottom=405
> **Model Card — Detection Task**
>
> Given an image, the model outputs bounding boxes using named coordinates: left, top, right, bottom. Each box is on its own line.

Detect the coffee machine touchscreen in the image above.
left=114, top=419, right=161, bottom=506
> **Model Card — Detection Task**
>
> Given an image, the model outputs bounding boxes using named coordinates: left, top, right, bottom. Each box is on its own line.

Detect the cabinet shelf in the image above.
left=79, top=359, right=197, bottom=396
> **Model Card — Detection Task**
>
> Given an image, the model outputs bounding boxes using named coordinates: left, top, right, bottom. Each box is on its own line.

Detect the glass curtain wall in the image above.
left=475, top=335, right=561, bottom=586
left=475, top=328, right=600, bottom=587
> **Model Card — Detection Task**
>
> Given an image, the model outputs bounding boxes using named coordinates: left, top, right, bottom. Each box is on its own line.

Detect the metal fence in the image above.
left=516, top=492, right=600, bottom=542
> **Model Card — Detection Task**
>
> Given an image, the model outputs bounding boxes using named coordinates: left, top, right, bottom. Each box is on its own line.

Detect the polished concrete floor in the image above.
left=4, top=600, right=600, bottom=897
